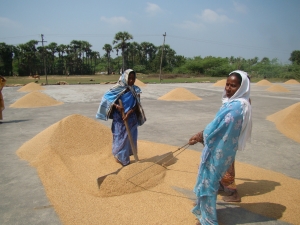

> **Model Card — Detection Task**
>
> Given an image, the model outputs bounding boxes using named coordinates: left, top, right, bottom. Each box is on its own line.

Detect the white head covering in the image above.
left=222, top=70, right=252, bottom=150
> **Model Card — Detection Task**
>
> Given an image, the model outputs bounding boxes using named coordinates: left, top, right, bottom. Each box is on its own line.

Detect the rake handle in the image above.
left=119, top=99, right=139, bottom=162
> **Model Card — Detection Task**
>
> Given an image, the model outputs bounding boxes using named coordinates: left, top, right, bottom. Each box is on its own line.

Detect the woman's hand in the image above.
left=114, top=104, right=123, bottom=113
left=122, top=109, right=133, bottom=121
left=188, top=131, right=204, bottom=145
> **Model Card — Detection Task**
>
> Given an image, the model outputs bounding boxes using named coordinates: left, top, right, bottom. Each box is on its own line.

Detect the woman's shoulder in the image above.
left=133, top=85, right=142, bottom=93
left=221, top=100, right=244, bottom=114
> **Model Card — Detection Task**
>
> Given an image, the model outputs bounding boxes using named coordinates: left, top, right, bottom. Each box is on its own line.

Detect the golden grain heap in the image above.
left=266, top=84, right=289, bottom=92
left=256, top=79, right=272, bottom=86
left=135, top=78, right=146, bottom=87
left=10, top=91, right=63, bottom=108
left=18, top=82, right=45, bottom=92
left=267, top=102, right=300, bottom=143
left=158, top=87, right=202, bottom=101
left=15, top=114, right=300, bottom=224
left=213, top=79, right=226, bottom=87
left=284, top=79, right=299, bottom=84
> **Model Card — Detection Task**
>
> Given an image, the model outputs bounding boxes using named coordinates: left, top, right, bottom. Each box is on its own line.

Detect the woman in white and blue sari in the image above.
left=96, top=69, right=146, bottom=166
left=189, top=70, right=252, bottom=225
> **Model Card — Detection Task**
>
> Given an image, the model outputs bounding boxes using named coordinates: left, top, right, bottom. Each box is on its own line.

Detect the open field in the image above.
left=1, top=81, right=300, bottom=225
left=4, top=74, right=298, bottom=86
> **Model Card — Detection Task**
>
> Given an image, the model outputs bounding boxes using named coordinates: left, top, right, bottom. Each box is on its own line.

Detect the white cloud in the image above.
left=145, top=2, right=162, bottom=15
left=100, top=16, right=130, bottom=25
left=197, top=9, right=235, bottom=23
left=0, top=17, right=19, bottom=28
left=233, top=1, right=247, bottom=13
left=175, top=20, right=205, bottom=31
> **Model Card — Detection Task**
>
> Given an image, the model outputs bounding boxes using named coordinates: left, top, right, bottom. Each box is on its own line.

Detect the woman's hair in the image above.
left=229, top=72, right=242, bottom=85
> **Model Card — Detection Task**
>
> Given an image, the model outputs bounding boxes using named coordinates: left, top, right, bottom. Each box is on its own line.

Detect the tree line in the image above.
left=0, top=31, right=300, bottom=79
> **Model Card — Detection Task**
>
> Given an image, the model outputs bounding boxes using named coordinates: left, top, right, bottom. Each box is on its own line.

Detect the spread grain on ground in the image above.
left=18, top=82, right=45, bottom=92
left=256, top=79, right=272, bottom=86
left=9, top=91, right=63, bottom=108
left=266, top=84, right=289, bottom=92
left=158, top=87, right=202, bottom=101
left=213, top=79, right=226, bottom=87
left=267, top=102, right=300, bottom=143
left=16, top=114, right=300, bottom=225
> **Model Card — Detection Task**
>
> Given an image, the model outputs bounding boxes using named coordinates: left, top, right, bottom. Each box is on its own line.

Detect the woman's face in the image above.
left=128, top=72, right=136, bottom=86
left=225, top=75, right=241, bottom=98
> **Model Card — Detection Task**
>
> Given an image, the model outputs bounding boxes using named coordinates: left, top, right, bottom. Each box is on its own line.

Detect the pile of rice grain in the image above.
left=99, top=161, right=166, bottom=197
left=10, top=91, right=63, bottom=108
left=15, top=114, right=300, bottom=224
left=18, top=82, right=45, bottom=92
left=158, top=87, right=202, bottom=101
left=213, top=79, right=226, bottom=87
left=256, top=79, right=272, bottom=86
left=267, top=102, right=300, bottom=143
left=284, top=79, right=299, bottom=84
left=266, top=84, right=289, bottom=92
left=135, top=79, right=146, bottom=87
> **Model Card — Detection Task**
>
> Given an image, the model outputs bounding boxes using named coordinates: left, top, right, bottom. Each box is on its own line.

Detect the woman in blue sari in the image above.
left=188, top=70, right=252, bottom=225
left=96, top=69, right=146, bottom=166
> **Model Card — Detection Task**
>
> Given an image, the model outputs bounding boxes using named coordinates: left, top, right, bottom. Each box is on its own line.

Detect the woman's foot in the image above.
left=114, top=156, right=130, bottom=166
left=222, top=190, right=241, bottom=202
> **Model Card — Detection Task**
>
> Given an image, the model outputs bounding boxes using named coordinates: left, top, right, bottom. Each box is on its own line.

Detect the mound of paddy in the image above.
left=135, top=79, right=146, bottom=87
left=158, top=87, right=202, bottom=101
left=18, top=82, right=45, bottom=92
left=10, top=91, right=63, bottom=108
left=267, top=102, right=300, bottom=143
left=213, top=79, right=226, bottom=87
left=284, top=79, right=299, bottom=84
left=256, top=79, right=272, bottom=86
left=15, top=114, right=300, bottom=225
left=266, top=84, right=289, bottom=92
left=99, top=161, right=166, bottom=197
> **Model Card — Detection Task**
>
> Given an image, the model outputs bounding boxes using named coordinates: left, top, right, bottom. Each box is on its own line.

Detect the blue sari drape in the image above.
left=192, top=100, right=244, bottom=225
left=111, top=91, right=138, bottom=166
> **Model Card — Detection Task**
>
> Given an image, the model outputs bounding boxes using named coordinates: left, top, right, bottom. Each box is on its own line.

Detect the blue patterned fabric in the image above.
left=192, top=100, right=244, bottom=225
left=96, top=69, right=145, bottom=166
left=112, top=91, right=138, bottom=166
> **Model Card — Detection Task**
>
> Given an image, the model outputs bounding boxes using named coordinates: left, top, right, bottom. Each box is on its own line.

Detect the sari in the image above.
left=96, top=69, right=146, bottom=166
left=192, top=70, right=252, bottom=225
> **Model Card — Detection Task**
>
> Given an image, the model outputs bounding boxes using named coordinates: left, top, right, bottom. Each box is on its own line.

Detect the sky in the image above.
left=0, top=0, right=300, bottom=64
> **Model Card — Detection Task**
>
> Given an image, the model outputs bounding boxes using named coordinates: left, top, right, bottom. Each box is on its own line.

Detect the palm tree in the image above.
left=102, top=44, right=113, bottom=74
left=46, top=42, right=57, bottom=74
left=112, top=31, right=133, bottom=72
left=18, top=40, right=38, bottom=75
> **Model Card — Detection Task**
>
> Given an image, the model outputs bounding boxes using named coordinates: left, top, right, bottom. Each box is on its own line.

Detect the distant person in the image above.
left=96, top=69, right=146, bottom=166
left=188, top=70, right=252, bottom=225
left=0, top=75, right=7, bottom=122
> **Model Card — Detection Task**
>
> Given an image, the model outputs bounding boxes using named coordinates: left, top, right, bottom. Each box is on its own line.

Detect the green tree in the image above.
left=289, top=50, right=300, bottom=65
left=102, top=44, right=113, bottom=74
left=112, top=31, right=133, bottom=72
left=17, top=40, right=39, bottom=76
left=0, top=43, right=13, bottom=76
